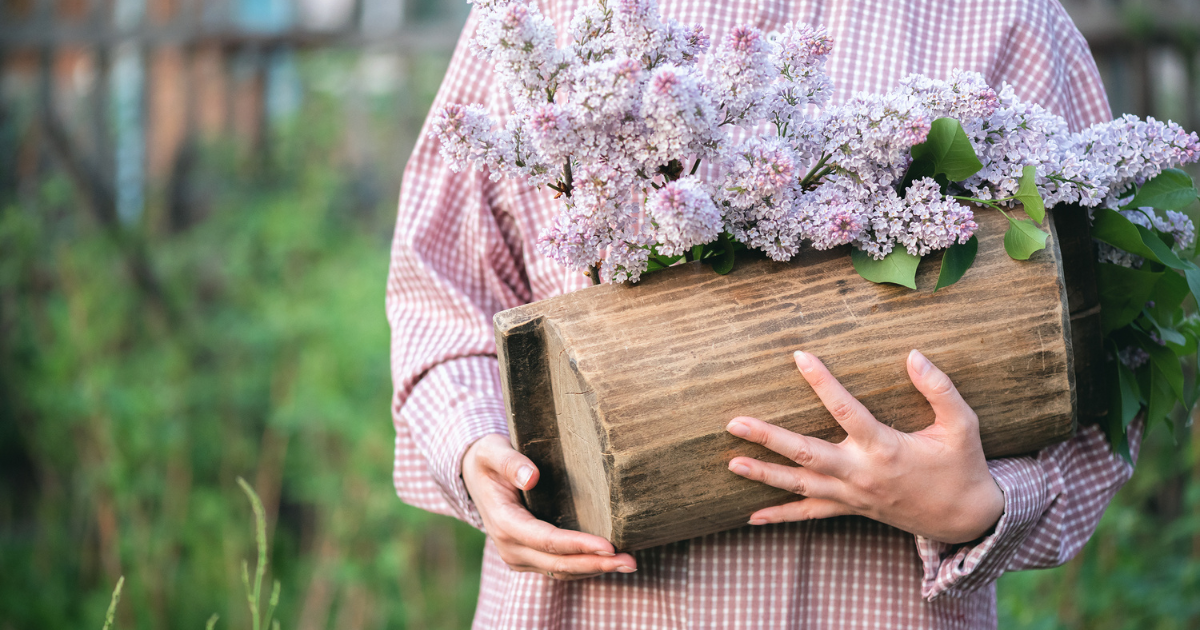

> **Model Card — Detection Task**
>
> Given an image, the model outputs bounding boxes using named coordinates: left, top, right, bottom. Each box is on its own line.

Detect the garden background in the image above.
left=1, top=0, right=1199, bottom=627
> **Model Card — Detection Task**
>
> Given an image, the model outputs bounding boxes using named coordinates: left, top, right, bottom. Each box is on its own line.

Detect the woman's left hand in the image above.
left=726, top=349, right=1004, bottom=545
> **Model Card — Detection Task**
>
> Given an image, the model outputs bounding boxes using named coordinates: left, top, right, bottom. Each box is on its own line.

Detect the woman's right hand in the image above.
left=462, top=434, right=638, bottom=580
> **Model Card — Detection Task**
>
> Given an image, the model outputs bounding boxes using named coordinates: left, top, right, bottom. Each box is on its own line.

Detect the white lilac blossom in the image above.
left=711, top=26, right=774, bottom=125
left=1079, top=114, right=1200, bottom=207
left=429, top=103, right=496, bottom=174
left=470, top=1, right=567, bottom=108
left=719, top=136, right=798, bottom=209
left=767, top=24, right=833, bottom=135
left=814, top=91, right=931, bottom=190
left=640, top=65, right=722, bottom=166
left=647, top=177, right=722, bottom=255
left=966, top=84, right=1073, bottom=202
left=901, top=69, right=998, bottom=134
left=434, top=0, right=1199, bottom=284
left=853, top=178, right=977, bottom=258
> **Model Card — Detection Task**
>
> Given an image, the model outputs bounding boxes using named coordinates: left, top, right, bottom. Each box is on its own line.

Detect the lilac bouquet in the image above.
left=430, top=0, right=1200, bottom=453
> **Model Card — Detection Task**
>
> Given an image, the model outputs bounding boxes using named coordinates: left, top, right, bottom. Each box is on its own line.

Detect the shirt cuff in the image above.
left=915, top=455, right=1060, bottom=600
left=400, top=355, right=511, bottom=529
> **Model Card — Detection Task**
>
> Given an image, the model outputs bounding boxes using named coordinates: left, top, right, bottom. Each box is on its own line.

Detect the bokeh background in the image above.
left=1, top=0, right=1199, bottom=628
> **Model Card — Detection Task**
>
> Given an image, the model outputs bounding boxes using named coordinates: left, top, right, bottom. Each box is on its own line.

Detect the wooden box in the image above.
left=494, top=207, right=1104, bottom=551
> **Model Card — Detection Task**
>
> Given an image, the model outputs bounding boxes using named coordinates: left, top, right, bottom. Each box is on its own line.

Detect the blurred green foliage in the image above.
left=998, top=422, right=1200, bottom=629
left=0, top=52, right=485, bottom=629
left=1, top=46, right=1198, bottom=630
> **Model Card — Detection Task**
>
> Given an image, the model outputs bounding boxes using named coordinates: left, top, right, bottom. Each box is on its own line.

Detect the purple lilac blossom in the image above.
left=1079, top=114, right=1200, bottom=207
left=647, top=177, right=722, bottom=255
left=1118, top=346, right=1150, bottom=371
left=437, top=0, right=1199, bottom=283
left=470, top=0, right=567, bottom=109
left=814, top=91, right=931, bottom=191
left=711, top=26, right=774, bottom=125
left=854, top=178, right=977, bottom=258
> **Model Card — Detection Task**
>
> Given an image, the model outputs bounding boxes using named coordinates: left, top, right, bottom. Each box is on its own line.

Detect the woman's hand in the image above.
left=726, top=349, right=1004, bottom=544
left=462, top=434, right=638, bottom=579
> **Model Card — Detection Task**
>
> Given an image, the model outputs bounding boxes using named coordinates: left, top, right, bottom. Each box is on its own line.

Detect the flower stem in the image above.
left=563, top=158, right=575, bottom=198
left=799, top=154, right=831, bottom=188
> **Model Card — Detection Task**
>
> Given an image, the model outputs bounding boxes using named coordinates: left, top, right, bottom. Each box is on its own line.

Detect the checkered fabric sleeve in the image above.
left=916, top=421, right=1141, bottom=600
left=387, top=9, right=529, bottom=528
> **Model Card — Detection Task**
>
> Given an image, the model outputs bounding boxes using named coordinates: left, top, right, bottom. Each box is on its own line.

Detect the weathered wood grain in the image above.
left=496, top=206, right=1093, bottom=551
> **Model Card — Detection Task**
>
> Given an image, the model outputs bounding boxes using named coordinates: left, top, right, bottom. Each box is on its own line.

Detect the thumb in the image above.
left=497, top=445, right=540, bottom=491
left=906, top=349, right=977, bottom=431
left=469, top=434, right=541, bottom=491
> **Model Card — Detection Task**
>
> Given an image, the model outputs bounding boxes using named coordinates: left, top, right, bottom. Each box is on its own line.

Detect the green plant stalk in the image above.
left=237, top=477, right=270, bottom=630
left=101, top=576, right=124, bottom=630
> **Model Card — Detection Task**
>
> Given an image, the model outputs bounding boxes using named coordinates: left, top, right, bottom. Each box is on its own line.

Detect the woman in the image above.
left=387, top=0, right=1135, bottom=626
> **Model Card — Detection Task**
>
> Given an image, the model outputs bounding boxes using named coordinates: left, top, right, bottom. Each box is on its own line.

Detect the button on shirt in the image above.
left=387, top=0, right=1136, bottom=627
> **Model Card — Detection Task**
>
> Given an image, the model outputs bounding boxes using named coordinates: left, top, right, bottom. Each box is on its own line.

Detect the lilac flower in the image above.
left=603, top=227, right=655, bottom=283
left=434, top=0, right=1199, bottom=284
left=471, top=0, right=567, bottom=108
left=766, top=24, right=833, bottom=136
left=1079, top=114, right=1200, bottom=206
left=965, top=84, right=1073, bottom=203
left=711, top=26, right=774, bottom=124
left=567, top=58, right=643, bottom=126
left=640, top=65, right=722, bottom=166
left=647, top=177, right=722, bottom=255
left=814, top=91, right=931, bottom=190
left=719, top=136, right=798, bottom=209
left=569, top=0, right=618, bottom=64
left=854, top=178, right=976, bottom=258
left=901, top=70, right=998, bottom=131
left=428, top=104, right=503, bottom=175
left=660, top=22, right=710, bottom=65
left=897, top=178, right=977, bottom=256
left=1118, top=346, right=1150, bottom=370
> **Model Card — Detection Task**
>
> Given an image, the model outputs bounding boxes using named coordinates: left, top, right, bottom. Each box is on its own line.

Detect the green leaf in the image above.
left=1014, top=165, right=1046, bottom=223
left=1147, top=363, right=1178, bottom=429
left=909, top=118, right=983, bottom=183
left=1115, top=356, right=1142, bottom=429
left=1144, top=338, right=1185, bottom=403
left=711, top=233, right=736, bottom=275
left=1092, top=208, right=1200, bottom=300
left=934, top=236, right=978, bottom=291
left=1104, top=341, right=1138, bottom=464
left=1002, top=216, right=1048, bottom=260
left=851, top=248, right=920, bottom=289
left=1141, top=311, right=1188, bottom=348
left=1126, top=168, right=1200, bottom=211
left=1091, top=208, right=1162, bottom=262
left=1147, top=269, right=1190, bottom=322
left=1134, top=224, right=1189, bottom=269
left=1095, top=263, right=1161, bottom=333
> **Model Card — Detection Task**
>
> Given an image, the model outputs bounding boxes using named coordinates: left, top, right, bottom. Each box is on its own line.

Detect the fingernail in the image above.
left=909, top=349, right=931, bottom=376
left=616, top=565, right=637, bottom=573
left=516, top=466, right=534, bottom=488
left=726, top=420, right=750, bottom=437
left=729, top=462, right=750, bottom=476
left=748, top=518, right=767, bottom=526
left=794, top=350, right=814, bottom=372
left=594, top=551, right=614, bottom=557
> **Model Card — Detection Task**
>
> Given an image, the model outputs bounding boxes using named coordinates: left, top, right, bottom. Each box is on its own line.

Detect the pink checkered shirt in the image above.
left=387, top=0, right=1137, bottom=627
